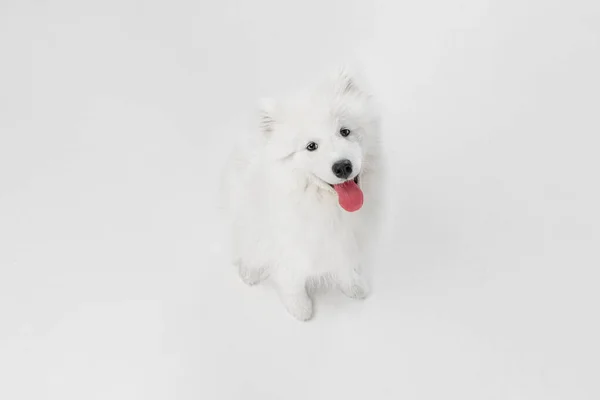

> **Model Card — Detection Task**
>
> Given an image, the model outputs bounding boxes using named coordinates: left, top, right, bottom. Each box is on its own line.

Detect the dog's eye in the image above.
left=306, top=142, right=318, bottom=151
left=340, top=128, right=351, bottom=137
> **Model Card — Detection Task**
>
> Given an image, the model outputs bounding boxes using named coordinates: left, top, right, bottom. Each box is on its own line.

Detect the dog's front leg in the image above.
left=336, top=267, right=369, bottom=300
left=272, top=268, right=313, bottom=321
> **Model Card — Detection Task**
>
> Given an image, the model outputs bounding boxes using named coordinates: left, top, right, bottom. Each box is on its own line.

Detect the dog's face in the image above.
left=261, top=70, right=378, bottom=193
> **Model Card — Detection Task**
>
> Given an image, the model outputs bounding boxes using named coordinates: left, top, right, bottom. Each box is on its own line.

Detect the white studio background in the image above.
left=1, top=1, right=599, bottom=399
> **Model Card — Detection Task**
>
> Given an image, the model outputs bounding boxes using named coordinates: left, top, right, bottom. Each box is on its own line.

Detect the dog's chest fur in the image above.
left=262, top=181, right=362, bottom=275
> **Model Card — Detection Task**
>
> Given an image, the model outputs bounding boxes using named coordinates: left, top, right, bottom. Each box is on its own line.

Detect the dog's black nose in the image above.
left=332, top=159, right=353, bottom=179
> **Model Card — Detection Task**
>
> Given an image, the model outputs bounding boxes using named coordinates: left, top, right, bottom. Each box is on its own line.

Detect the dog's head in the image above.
left=259, top=68, right=379, bottom=210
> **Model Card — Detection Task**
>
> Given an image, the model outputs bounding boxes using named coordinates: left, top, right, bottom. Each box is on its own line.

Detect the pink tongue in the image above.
left=333, top=180, right=364, bottom=212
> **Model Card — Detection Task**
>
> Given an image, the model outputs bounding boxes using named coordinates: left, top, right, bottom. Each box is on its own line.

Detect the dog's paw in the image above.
left=341, top=276, right=369, bottom=300
left=281, top=293, right=313, bottom=321
left=237, top=263, right=264, bottom=286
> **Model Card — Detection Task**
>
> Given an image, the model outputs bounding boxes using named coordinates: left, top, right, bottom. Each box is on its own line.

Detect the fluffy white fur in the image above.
left=222, top=68, right=381, bottom=321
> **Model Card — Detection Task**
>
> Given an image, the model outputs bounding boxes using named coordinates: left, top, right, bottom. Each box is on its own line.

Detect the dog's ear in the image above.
left=334, top=66, right=367, bottom=96
left=259, top=98, right=276, bottom=135
left=335, top=66, right=360, bottom=95
left=339, top=72, right=357, bottom=94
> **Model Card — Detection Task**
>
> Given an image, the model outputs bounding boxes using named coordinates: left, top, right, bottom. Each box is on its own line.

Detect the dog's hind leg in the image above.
left=231, top=229, right=267, bottom=286
left=236, top=260, right=267, bottom=286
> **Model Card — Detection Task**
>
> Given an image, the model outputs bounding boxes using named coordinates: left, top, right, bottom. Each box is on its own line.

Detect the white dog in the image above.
left=222, top=68, right=381, bottom=320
